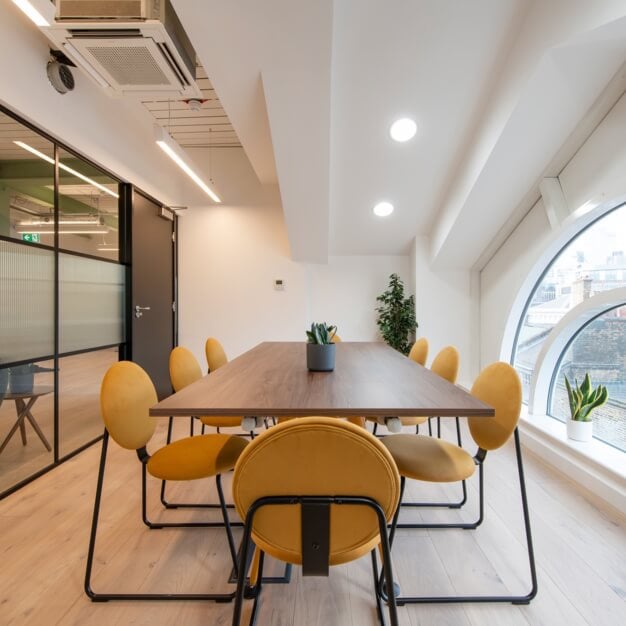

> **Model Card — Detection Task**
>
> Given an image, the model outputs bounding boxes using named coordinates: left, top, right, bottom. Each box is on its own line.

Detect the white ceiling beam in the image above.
left=430, top=2, right=626, bottom=269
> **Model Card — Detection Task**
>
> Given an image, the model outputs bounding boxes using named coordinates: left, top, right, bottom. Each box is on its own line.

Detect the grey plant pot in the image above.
left=307, top=343, right=336, bottom=372
left=9, top=368, right=34, bottom=395
left=0, top=367, right=8, bottom=399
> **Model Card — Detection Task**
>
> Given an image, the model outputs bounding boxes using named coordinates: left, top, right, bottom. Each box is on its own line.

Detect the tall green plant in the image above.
left=376, top=274, right=417, bottom=355
left=564, top=373, right=608, bottom=422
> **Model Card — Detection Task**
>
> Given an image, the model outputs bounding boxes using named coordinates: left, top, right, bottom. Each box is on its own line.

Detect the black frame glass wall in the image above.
left=0, top=104, right=130, bottom=498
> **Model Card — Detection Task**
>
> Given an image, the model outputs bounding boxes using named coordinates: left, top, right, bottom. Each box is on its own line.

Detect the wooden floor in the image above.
left=0, top=419, right=624, bottom=626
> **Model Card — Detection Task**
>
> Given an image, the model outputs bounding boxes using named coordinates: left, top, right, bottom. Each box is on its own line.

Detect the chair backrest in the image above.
left=100, top=361, right=157, bottom=450
left=331, top=333, right=341, bottom=343
left=232, top=417, right=400, bottom=567
left=169, top=346, right=203, bottom=392
left=468, top=362, right=522, bottom=451
left=408, top=337, right=428, bottom=366
left=205, top=337, right=228, bottom=372
left=430, top=345, right=459, bottom=384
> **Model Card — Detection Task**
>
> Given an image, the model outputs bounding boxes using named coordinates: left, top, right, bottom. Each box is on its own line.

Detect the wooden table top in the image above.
left=150, top=342, right=494, bottom=418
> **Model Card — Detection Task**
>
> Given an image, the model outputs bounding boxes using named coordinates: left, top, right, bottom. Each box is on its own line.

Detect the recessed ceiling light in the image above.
left=390, top=118, right=417, bottom=142
left=373, top=202, right=394, bottom=217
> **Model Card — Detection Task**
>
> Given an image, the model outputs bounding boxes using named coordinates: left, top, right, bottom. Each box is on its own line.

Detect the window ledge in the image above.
left=519, top=407, right=626, bottom=516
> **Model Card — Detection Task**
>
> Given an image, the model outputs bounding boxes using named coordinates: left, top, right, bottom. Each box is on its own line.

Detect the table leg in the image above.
left=23, top=404, right=52, bottom=452
left=16, top=399, right=28, bottom=445
left=0, top=404, right=29, bottom=454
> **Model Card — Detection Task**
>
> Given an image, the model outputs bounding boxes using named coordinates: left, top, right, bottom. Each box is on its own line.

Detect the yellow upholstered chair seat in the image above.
left=382, top=434, right=475, bottom=483
left=367, top=415, right=429, bottom=429
left=233, top=417, right=400, bottom=566
left=147, top=433, right=248, bottom=481
left=199, top=415, right=246, bottom=428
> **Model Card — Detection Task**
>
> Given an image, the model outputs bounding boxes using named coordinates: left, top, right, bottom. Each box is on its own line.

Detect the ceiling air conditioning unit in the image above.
left=42, top=0, right=202, bottom=99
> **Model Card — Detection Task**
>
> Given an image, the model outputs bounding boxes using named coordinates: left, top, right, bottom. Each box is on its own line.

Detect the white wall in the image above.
left=178, top=147, right=410, bottom=366
left=480, top=91, right=626, bottom=368
left=411, top=236, right=474, bottom=385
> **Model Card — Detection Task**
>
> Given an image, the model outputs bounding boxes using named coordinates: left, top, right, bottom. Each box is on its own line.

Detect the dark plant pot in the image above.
left=307, top=343, right=336, bottom=372
left=9, top=368, right=34, bottom=395
left=0, top=368, right=8, bottom=400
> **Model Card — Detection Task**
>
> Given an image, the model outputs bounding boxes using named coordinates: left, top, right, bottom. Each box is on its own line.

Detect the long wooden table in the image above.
left=150, top=342, right=494, bottom=418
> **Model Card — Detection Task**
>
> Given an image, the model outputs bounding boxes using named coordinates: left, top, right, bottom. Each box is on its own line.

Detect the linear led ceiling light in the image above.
left=13, top=141, right=119, bottom=199
left=19, top=216, right=105, bottom=226
left=11, top=0, right=49, bottom=26
left=16, top=226, right=109, bottom=235
left=154, top=125, right=221, bottom=203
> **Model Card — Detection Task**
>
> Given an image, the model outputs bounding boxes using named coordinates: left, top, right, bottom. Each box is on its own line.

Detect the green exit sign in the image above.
left=21, top=233, right=40, bottom=243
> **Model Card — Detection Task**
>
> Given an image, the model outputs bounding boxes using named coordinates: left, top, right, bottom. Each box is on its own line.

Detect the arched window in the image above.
left=550, top=304, right=626, bottom=451
left=513, top=203, right=626, bottom=403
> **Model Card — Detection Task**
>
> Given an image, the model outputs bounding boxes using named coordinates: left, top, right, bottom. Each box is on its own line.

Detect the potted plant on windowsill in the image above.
left=564, top=374, right=608, bottom=443
left=306, top=323, right=337, bottom=372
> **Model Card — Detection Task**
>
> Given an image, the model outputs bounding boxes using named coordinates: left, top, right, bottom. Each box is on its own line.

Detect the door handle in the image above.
left=135, top=305, right=151, bottom=319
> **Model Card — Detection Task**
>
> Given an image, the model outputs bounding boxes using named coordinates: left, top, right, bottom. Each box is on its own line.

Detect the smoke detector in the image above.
left=185, top=98, right=205, bottom=111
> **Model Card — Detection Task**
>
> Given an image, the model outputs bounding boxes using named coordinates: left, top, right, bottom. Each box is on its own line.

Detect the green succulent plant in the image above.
left=564, top=374, right=608, bottom=422
left=306, top=322, right=337, bottom=345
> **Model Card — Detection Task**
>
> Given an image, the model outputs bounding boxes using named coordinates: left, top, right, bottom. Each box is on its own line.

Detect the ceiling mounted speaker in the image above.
left=47, top=60, right=75, bottom=94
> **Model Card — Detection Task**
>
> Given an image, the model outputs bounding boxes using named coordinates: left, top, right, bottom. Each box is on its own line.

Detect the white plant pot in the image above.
left=566, top=419, right=593, bottom=442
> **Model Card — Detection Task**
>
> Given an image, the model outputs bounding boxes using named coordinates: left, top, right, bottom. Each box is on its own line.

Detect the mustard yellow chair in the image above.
left=381, top=362, right=537, bottom=605
left=231, top=417, right=401, bottom=626
left=408, top=336, right=428, bottom=365
left=84, top=361, right=247, bottom=602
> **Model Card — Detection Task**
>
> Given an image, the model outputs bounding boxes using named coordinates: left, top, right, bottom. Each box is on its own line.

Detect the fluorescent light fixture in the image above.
left=154, top=125, right=221, bottom=203
left=62, top=42, right=110, bottom=88
left=373, top=201, right=394, bottom=217
left=13, top=141, right=119, bottom=199
left=97, top=246, right=119, bottom=252
left=390, top=118, right=417, bottom=142
left=16, top=227, right=109, bottom=235
left=11, top=0, right=49, bottom=26
left=19, top=217, right=104, bottom=226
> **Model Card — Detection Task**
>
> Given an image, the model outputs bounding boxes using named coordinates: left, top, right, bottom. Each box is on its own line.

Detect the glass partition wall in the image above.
left=0, top=108, right=127, bottom=497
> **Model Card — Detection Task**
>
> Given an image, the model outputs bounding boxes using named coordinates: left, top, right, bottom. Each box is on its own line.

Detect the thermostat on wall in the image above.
left=274, top=279, right=285, bottom=291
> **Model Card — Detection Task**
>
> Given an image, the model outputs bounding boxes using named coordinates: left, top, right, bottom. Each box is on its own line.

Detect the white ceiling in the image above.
left=172, top=1, right=626, bottom=264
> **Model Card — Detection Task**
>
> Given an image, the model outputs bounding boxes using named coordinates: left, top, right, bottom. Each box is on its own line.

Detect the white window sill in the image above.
left=519, top=406, right=626, bottom=516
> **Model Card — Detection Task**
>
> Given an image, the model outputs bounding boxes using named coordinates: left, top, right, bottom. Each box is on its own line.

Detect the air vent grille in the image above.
left=86, top=45, right=169, bottom=85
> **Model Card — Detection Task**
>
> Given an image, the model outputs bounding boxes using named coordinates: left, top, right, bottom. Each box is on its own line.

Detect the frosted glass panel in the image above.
left=58, top=347, right=118, bottom=457
left=0, top=240, right=54, bottom=363
left=59, top=254, right=125, bottom=353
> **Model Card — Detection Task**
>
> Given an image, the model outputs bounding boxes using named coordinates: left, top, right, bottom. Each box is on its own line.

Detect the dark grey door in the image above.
left=131, top=191, right=176, bottom=399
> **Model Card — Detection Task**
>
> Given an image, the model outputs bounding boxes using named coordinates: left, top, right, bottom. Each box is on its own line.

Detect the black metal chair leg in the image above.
left=143, top=465, right=242, bottom=529
left=387, top=429, right=537, bottom=604
left=247, top=550, right=265, bottom=626
left=217, top=473, right=239, bottom=573
left=373, top=422, right=378, bottom=436
left=399, top=416, right=467, bottom=515
left=394, top=463, right=483, bottom=531
left=371, top=550, right=387, bottom=626
left=232, top=513, right=255, bottom=626
left=85, top=430, right=235, bottom=602
left=427, top=418, right=432, bottom=436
